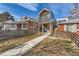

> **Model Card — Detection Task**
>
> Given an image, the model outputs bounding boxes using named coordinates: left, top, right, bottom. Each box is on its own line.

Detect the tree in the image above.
left=9, top=16, right=15, bottom=21
left=0, top=12, right=15, bottom=22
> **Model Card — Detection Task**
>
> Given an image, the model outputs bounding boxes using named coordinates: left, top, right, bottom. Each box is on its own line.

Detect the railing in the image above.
left=53, top=31, right=79, bottom=48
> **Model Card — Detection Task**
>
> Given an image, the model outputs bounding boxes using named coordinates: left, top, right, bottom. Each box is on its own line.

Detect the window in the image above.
left=23, top=23, right=28, bottom=28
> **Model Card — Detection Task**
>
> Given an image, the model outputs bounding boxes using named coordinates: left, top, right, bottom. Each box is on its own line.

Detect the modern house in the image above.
left=36, top=8, right=57, bottom=33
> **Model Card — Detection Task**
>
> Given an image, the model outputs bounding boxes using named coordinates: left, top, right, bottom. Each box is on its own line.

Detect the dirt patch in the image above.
left=23, top=35, right=79, bottom=56
left=0, top=33, right=42, bottom=54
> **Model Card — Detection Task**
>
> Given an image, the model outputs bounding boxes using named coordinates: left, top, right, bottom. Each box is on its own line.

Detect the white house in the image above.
left=2, top=20, right=17, bottom=30
left=2, top=17, right=35, bottom=31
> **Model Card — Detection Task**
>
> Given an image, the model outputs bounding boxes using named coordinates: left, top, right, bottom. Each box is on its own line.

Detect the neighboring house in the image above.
left=2, top=17, right=36, bottom=31
left=58, top=3, right=79, bottom=35
left=2, top=20, right=16, bottom=30
left=16, top=16, right=36, bottom=33
left=58, top=19, right=79, bottom=33
left=0, top=12, right=15, bottom=31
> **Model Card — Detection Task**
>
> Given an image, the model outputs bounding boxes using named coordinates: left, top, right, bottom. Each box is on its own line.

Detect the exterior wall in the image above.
left=67, top=24, right=77, bottom=32
left=75, top=24, right=79, bottom=35
left=2, top=21, right=34, bottom=31
left=59, top=24, right=77, bottom=32
left=22, top=23, right=28, bottom=30
left=77, top=24, right=79, bottom=31
left=2, top=23, right=17, bottom=30
left=64, top=25, right=67, bottom=31
left=28, top=21, right=36, bottom=33
left=28, top=21, right=34, bottom=29
left=2, top=24, right=9, bottom=30
left=40, top=13, right=50, bottom=23
left=58, top=25, right=64, bottom=31
left=9, top=24, right=17, bottom=30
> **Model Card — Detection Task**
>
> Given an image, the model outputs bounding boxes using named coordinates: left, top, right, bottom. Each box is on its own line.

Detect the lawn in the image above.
left=23, top=35, right=79, bottom=56
left=0, top=33, right=42, bottom=54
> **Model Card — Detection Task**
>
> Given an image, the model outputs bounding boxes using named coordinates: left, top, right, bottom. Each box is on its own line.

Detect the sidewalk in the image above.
left=0, top=32, right=51, bottom=56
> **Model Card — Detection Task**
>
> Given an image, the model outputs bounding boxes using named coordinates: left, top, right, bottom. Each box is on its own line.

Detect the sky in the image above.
left=0, top=3, right=76, bottom=20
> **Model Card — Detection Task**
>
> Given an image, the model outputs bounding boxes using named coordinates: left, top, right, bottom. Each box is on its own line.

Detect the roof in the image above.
left=37, top=8, right=55, bottom=23
left=38, top=8, right=49, bottom=15
left=59, top=19, right=79, bottom=24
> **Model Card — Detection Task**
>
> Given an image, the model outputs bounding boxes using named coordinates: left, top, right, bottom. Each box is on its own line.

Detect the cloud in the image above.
left=17, top=3, right=38, bottom=11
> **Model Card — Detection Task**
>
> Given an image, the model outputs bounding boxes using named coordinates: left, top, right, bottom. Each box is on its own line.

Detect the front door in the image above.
left=43, top=24, right=49, bottom=32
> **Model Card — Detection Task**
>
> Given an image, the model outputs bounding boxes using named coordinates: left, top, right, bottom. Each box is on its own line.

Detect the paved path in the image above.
left=0, top=32, right=51, bottom=56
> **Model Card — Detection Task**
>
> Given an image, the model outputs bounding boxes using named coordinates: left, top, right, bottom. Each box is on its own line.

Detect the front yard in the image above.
left=0, top=33, right=42, bottom=54
left=23, top=35, right=79, bottom=56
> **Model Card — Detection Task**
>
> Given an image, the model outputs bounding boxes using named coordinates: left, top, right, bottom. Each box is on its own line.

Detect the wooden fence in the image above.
left=53, top=31, right=79, bottom=47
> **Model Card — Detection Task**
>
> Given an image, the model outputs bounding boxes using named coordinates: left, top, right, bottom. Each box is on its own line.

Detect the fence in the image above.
left=53, top=31, right=79, bottom=48
left=0, top=29, right=34, bottom=40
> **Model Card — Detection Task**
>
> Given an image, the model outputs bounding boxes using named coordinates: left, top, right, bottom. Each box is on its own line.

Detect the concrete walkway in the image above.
left=0, top=32, right=51, bottom=56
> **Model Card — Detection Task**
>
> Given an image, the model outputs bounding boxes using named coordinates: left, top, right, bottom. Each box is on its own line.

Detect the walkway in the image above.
left=0, top=32, right=51, bottom=56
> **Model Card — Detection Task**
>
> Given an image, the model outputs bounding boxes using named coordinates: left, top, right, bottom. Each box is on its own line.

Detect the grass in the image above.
left=0, top=33, right=42, bottom=54
left=23, top=35, right=79, bottom=56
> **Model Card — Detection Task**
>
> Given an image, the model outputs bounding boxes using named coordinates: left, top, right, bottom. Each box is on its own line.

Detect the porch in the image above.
left=37, top=22, right=53, bottom=34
